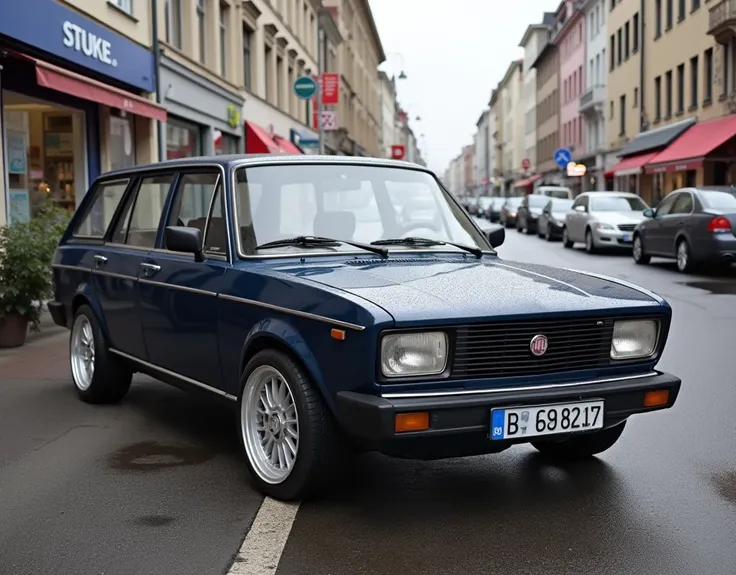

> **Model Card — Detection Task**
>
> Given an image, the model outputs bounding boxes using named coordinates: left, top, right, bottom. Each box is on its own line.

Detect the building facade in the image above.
left=0, top=0, right=163, bottom=226
left=474, top=108, right=491, bottom=193
left=580, top=0, right=609, bottom=190
left=462, top=144, right=475, bottom=194
left=498, top=60, right=524, bottom=191
left=378, top=71, right=396, bottom=157
left=533, top=36, right=562, bottom=183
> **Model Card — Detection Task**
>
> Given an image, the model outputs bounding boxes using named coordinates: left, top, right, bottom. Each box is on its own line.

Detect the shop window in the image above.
left=109, top=110, right=136, bottom=172
left=73, top=180, right=130, bottom=238
left=115, top=175, right=174, bottom=248
left=214, top=130, right=239, bottom=154
left=166, top=118, right=202, bottom=159
left=3, top=91, right=86, bottom=223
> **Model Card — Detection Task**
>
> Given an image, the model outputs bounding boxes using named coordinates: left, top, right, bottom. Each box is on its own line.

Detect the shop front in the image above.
left=242, top=92, right=317, bottom=155
left=160, top=55, right=244, bottom=159
left=0, top=0, right=164, bottom=226
left=513, top=174, right=542, bottom=194
left=643, top=115, right=736, bottom=196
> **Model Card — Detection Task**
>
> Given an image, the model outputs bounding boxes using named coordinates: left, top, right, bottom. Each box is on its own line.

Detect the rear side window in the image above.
left=73, top=180, right=130, bottom=238
left=112, top=174, right=174, bottom=247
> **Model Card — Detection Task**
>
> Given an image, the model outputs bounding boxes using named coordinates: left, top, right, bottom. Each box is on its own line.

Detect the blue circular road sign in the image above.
left=553, top=148, right=572, bottom=168
left=294, top=76, right=317, bottom=100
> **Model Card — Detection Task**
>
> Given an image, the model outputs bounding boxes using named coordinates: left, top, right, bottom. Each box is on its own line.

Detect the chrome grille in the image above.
left=451, top=317, right=615, bottom=379
left=617, top=224, right=637, bottom=232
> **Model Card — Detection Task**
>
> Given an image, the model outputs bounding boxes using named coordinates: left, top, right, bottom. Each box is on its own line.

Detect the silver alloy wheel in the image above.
left=70, top=315, right=95, bottom=391
left=242, top=365, right=300, bottom=484
left=586, top=230, right=594, bottom=251
left=633, top=236, right=643, bottom=261
left=563, top=228, right=569, bottom=244
left=677, top=241, right=688, bottom=271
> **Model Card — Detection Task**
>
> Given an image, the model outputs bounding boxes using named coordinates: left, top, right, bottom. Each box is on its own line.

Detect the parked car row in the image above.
left=490, top=188, right=736, bottom=274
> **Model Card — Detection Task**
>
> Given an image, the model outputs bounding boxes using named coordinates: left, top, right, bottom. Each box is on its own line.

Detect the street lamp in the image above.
left=382, top=52, right=408, bottom=82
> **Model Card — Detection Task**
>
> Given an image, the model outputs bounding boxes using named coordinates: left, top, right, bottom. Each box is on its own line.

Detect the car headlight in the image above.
left=381, top=332, right=448, bottom=377
left=595, top=223, right=615, bottom=230
left=611, top=320, right=659, bottom=359
left=509, top=211, right=517, bottom=217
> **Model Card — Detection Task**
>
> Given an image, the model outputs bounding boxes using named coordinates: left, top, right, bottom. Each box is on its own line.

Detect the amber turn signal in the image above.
left=395, top=412, right=430, bottom=433
left=644, top=389, right=670, bottom=407
left=330, top=328, right=346, bottom=341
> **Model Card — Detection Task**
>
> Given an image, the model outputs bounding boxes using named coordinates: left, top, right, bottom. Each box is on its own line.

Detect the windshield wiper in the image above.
left=256, top=235, right=388, bottom=257
left=370, top=236, right=483, bottom=258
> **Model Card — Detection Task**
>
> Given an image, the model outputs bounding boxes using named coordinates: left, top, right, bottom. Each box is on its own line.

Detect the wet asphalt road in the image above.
left=1, top=221, right=735, bottom=575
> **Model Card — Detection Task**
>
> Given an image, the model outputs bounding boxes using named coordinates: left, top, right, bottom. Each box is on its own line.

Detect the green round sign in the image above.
left=294, top=76, right=317, bottom=100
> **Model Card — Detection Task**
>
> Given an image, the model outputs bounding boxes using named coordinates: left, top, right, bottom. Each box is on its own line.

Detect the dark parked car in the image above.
left=632, top=186, right=736, bottom=273
left=49, top=155, right=681, bottom=501
left=487, top=197, right=506, bottom=222
left=478, top=196, right=494, bottom=219
left=538, top=198, right=575, bottom=241
left=499, top=196, right=523, bottom=227
left=516, top=194, right=551, bottom=234
left=466, top=197, right=481, bottom=216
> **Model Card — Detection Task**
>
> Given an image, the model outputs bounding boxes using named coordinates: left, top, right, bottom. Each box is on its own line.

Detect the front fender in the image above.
left=239, top=317, right=331, bottom=409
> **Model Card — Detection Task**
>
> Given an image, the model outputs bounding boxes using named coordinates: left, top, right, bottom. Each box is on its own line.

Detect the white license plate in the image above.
left=622, top=233, right=632, bottom=242
left=490, top=400, right=604, bottom=440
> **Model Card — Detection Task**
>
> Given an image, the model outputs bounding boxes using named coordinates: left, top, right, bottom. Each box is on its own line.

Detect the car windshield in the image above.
left=505, top=197, right=523, bottom=208
left=700, top=190, right=736, bottom=209
left=551, top=199, right=574, bottom=211
left=590, top=195, right=648, bottom=211
left=478, top=197, right=493, bottom=209
left=527, top=196, right=548, bottom=208
left=233, top=164, right=489, bottom=255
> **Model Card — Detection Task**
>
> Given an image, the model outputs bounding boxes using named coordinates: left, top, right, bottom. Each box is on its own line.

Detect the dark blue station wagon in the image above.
left=49, top=156, right=682, bottom=500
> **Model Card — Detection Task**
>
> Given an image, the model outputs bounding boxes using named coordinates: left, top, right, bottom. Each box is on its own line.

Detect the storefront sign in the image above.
left=227, top=105, right=240, bottom=129
left=0, top=0, right=155, bottom=91
left=320, top=73, right=340, bottom=105
left=566, top=162, right=587, bottom=177
left=645, top=160, right=703, bottom=174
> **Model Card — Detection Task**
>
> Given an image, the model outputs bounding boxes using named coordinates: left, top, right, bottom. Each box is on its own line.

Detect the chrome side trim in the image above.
left=94, top=270, right=137, bottom=281
left=381, top=372, right=659, bottom=399
left=52, top=263, right=89, bottom=272
left=138, top=278, right=216, bottom=296
left=109, top=348, right=237, bottom=401
left=218, top=293, right=366, bottom=331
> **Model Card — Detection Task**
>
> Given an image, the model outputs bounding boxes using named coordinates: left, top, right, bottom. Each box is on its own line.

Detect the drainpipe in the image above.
left=152, top=0, right=165, bottom=161
left=639, top=0, right=647, bottom=133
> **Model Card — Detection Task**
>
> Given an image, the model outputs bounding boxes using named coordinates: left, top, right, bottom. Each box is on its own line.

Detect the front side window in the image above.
left=112, top=175, right=174, bottom=247
left=590, top=195, right=648, bottom=211
left=233, top=164, right=488, bottom=255
left=73, top=180, right=130, bottom=238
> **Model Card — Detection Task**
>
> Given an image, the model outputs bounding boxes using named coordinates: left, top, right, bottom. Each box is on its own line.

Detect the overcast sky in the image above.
left=368, top=0, right=563, bottom=174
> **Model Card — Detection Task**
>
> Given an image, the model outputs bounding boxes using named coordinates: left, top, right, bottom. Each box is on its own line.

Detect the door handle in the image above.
left=140, top=262, right=161, bottom=275
left=94, top=255, right=108, bottom=265
left=678, top=220, right=685, bottom=226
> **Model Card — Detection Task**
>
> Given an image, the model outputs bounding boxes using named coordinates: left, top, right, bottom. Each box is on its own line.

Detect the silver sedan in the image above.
left=563, top=191, right=650, bottom=254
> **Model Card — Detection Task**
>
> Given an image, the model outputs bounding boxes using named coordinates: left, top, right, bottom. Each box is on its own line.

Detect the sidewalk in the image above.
left=0, top=311, right=69, bottom=381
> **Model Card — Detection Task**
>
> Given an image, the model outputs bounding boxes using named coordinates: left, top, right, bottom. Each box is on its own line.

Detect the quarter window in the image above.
left=113, top=175, right=174, bottom=247
left=167, top=172, right=227, bottom=255
left=73, top=180, right=130, bottom=238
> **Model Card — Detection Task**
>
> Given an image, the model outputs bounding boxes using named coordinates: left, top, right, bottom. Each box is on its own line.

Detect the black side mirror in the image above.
left=486, top=227, right=505, bottom=249
left=642, top=208, right=655, bottom=218
left=165, top=226, right=204, bottom=262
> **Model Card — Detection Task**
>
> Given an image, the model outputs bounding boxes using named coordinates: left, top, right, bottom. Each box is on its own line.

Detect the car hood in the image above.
left=592, top=211, right=648, bottom=225
left=551, top=211, right=569, bottom=221
left=529, top=207, right=543, bottom=215
left=268, top=257, right=661, bottom=325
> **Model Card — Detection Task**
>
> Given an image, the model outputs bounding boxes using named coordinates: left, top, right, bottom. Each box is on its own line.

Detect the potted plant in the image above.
left=0, top=202, right=70, bottom=348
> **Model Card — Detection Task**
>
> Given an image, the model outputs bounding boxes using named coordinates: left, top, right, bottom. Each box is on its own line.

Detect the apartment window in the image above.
left=676, top=63, right=685, bottom=113
left=666, top=0, right=673, bottom=29
left=243, top=26, right=252, bottom=90
left=219, top=2, right=229, bottom=77
left=634, top=86, right=639, bottom=107
left=655, top=0, right=662, bottom=36
left=109, top=0, right=132, bottom=14
left=609, top=34, right=615, bottom=70
left=617, top=28, right=622, bottom=64
left=264, top=45, right=272, bottom=101
left=665, top=70, right=673, bottom=117
left=690, top=56, right=699, bottom=108
left=579, top=65, right=583, bottom=93
left=624, top=21, right=630, bottom=60
left=704, top=48, right=713, bottom=102
left=610, top=0, right=616, bottom=10
left=609, top=100, right=614, bottom=119
left=692, top=0, right=700, bottom=9
left=619, top=94, right=626, bottom=135
left=197, top=0, right=206, bottom=64
left=722, top=48, right=730, bottom=97
left=633, top=13, right=639, bottom=51
left=164, top=0, right=182, bottom=49
left=276, top=56, right=284, bottom=108
left=655, top=76, right=662, bottom=120
left=678, top=0, right=685, bottom=21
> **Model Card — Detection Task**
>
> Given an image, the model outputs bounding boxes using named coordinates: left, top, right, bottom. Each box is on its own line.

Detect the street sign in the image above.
left=521, top=158, right=530, bottom=170
left=312, top=110, right=337, bottom=131
left=391, top=145, right=406, bottom=160
left=553, top=148, right=572, bottom=168
left=294, top=76, right=317, bottom=99
left=321, top=73, right=340, bottom=104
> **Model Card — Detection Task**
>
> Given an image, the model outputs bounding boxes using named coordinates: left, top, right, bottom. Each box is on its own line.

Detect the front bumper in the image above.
left=593, top=227, right=636, bottom=247
left=336, top=371, right=680, bottom=447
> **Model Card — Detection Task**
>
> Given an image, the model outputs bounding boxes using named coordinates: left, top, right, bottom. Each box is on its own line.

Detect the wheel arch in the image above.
left=70, top=284, right=111, bottom=341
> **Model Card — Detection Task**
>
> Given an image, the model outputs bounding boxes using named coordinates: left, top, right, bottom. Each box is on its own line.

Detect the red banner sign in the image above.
left=321, top=73, right=339, bottom=105
left=391, top=145, right=406, bottom=160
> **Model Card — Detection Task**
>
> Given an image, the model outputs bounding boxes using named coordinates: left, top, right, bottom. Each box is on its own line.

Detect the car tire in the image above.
left=70, top=304, right=132, bottom=404
left=238, top=349, right=346, bottom=501
left=585, top=229, right=597, bottom=254
left=632, top=234, right=650, bottom=265
left=545, top=226, right=553, bottom=242
left=562, top=227, right=573, bottom=248
left=525, top=224, right=534, bottom=235
left=531, top=421, right=626, bottom=460
left=676, top=238, right=695, bottom=273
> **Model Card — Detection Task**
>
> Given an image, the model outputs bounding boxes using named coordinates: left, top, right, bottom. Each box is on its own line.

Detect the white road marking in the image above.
left=227, top=497, right=301, bottom=574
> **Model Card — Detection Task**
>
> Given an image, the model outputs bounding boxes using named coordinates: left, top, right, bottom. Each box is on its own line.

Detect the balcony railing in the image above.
left=709, top=0, right=736, bottom=43
left=579, top=85, right=605, bottom=114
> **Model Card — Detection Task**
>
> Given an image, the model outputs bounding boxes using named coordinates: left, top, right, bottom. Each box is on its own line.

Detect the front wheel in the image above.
left=532, top=421, right=626, bottom=460
left=676, top=238, right=695, bottom=273
left=585, top=229, right=597, bottom=254
left=238, top=349, right=346, bottom=501
left=562, top=227, right=574, bottom=248
left=632, top=234, right=650, bottom=264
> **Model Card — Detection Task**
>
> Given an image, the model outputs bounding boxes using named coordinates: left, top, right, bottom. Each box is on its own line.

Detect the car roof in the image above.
left=100, top=154, right=431, bottom=179
left=579, top=191, right=639, bottom=197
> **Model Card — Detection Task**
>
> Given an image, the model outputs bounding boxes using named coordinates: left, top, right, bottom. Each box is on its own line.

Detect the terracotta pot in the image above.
left=0, top=314, right=30, bottom=348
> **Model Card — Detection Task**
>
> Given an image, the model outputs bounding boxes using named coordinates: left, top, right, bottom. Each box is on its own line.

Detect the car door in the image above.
left=137, top=168, right=230, bottom=391
left=539, top=201, right=552, bottom=235
left=518, top=196, right=529, bottom=228
left=646, top=192, right=679, bottom=254
left=660, top=191, right=695, bottom=255
left=567, top=195, right=588, bottom=241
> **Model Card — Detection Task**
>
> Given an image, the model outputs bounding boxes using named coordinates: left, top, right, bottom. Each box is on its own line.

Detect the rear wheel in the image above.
left=70, top=305, right=132, bottom=404
left=632, top=234, right=650, bottom=264
left=532, top=421, right=626, bottom=460
left=562, top=227, right=574, bottom=248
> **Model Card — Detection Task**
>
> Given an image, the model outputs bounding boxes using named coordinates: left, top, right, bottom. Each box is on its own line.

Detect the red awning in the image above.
left=514, top=174, right=541, bottom=188
left=611, top=152, right=660, bottom=177
left=273, top=135, right=303, bottom=154
left=645, top=115, right=736, bottom=174
left=7, top=50, right=167, bottom=122
left=245, top=121, right=281, bottom=154
left=604, top=169, right=614, bottom=178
